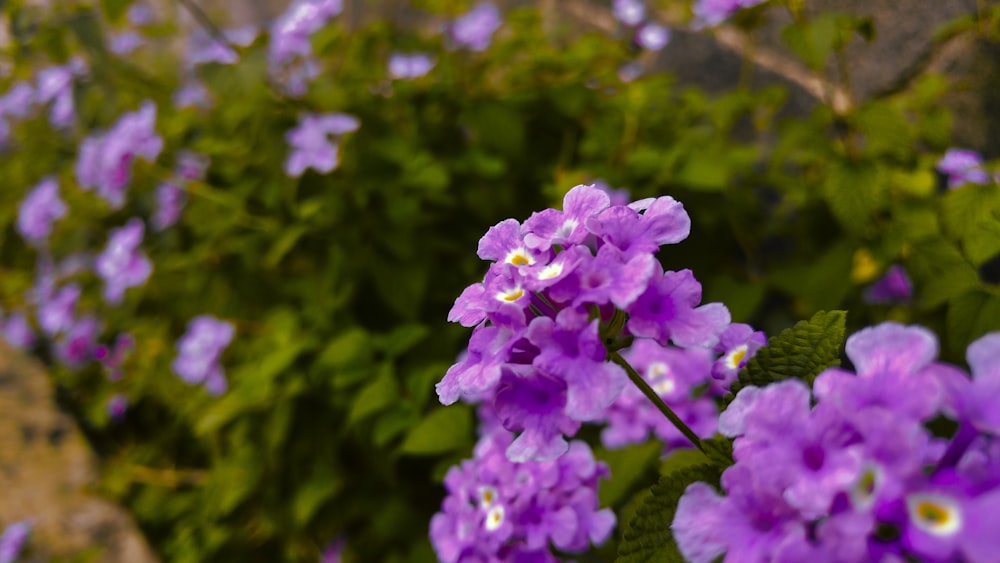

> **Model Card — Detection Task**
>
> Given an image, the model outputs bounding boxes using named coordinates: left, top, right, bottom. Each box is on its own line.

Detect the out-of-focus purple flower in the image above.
left=269, top=0, right=342, bottom=68
left=692, top=0, right=767, bottom=28
left=451, top=2, right=502, bottom=52
left=0, top=82, right=36, bottom=120
left=1, top=311, right=35, bottom=350
left=175, top=150, right=209, bottom=181
left=937, top=148, right=991, bottom=189
left=864, top=264, right=913, bottom=305
left=285, top=112, right=360, bottom=177
left=613, top=0, right=646, bottom=26
left=94, top=333, right=134, bottom=381
left=388, top=52, right=436, bottom=79
left=75, top=101, right=163, bottom=209
left=618, top=61, right=644, bottom=82
left=110, top=31, right=145, bottom=55
left=54, top=315, right=100, bottom=368
left=106, top=393, right=129, bottom=421
left=174, top=80, right=212, bottom=109
left=127, top=3, right=154, bottom=26
left=17, top=177, right=67, bottom=245
left=171, top=315, right=235, bottom=395
left=320, top=536, right=345, bottom=562
left=635, top=22, right=670, bottom=51
left=0, top=520, right=31, bottom=563
left=95, top=219, right=152, bottom=304
left=430, top=420, right=614, bottom=562
left=38, top=283, right=80, bottom=336
left=153, top=183, right=186, bottom=231
left=36, top=62, right=81, bottom=128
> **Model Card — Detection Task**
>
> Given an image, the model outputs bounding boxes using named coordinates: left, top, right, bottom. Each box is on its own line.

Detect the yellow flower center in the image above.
left=497, top=287, right=524, bottom=303
left=725, top=345, right=749, bottom=370
left=907, top=493, right=961, bottom=536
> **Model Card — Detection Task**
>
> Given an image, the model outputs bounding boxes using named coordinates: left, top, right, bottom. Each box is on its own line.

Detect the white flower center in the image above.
left=907, top=493, right=962, bottom=536
left=850, top=465, right=882, bottom=510
left=537, top=262, right=564, bottom=280
left=484, top=505, right=505, bottom=532
left=504, top=248, right=535, bottom=267
left=495, top=286, right=524, bottom=303
left=555, top=218, right=578, bottom=239
left=724, top=345, right=749, bottom=370
left=477, top=485, right=498, bottom=509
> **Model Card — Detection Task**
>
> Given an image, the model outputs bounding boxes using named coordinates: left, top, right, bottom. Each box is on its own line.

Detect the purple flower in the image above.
left=75, top=101, right=163, bottom=209
left=94, top=333, right=134, bottom=381
left=320, top=537, right=345, bottom=562
left=0, top=520, right=31, bottom=563
left=864, top=264, right=913, bottom=305
left=95, top=218, right=152, bottom=304
left=0, top=82, right=36, bottom=120
left=430, top=420, right=613, bottom=561
left=106, top=393, right=129, bottom=421
left=54, top=315, right=100, bottom=368
left=635, top=22, right=670, bottom=51
left=127, top=4, right=154, bottom=26
left=110, top=31, right=145, bottom=55
left=175, top=150, right=209, bottom=181
left=153, top=183, right=186, bottom=231
left=171, top=315, right=235, bottom=395
left=1, top=312, right=35, bottom=350
left=692, top=0, right=767, bottom=28
left=451, top=2, right=502, bottom=52
left=174, top=80, right=212, bottom=109
left=17, top=177, right=67, bottom=245
left=269, top=0, right=342, bottom=68
left=388, top=53, right=436, bottom=79
left=36, top=64, right=77, bottom=128
left=937, top=148, right=991, bottom=189
left=613, top=0, right=646, bottom=26
left=37, top=283, right=80, bottom=336
left=285, top=112, right=360, bottom=177
left=626, top=266, right=731, bottom=348
left=711, top=322, right=767, bottom=385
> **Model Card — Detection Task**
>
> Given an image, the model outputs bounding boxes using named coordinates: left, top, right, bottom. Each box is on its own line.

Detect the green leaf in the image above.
left=822, top=160, right=888, bottom=235
left=347, top=365, right=397, bottom=425
left=947, top=291, right=1000, bottom=356
left=769, top=241, right=854, bottom=310
left=399, top=406, right=473, bottom=455
left=101, top=0, right=132, bottom=22
left=292, top=464, right=343, bottom=526
left=731, top=310, right=847, bottom=397
left=596, top=441, right=663, bottom=507
left=617, top=465, right=721, bottom=562
left=701, top=434, right=735, bottom=470
left=262, top=225, right=308, bottom=269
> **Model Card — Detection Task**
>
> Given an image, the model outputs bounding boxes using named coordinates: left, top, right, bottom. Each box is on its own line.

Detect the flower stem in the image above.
left=609, top=350, right=704, bottom=453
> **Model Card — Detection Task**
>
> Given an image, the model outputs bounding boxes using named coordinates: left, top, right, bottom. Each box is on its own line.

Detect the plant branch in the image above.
left=609, top=350, right=704, bottom=452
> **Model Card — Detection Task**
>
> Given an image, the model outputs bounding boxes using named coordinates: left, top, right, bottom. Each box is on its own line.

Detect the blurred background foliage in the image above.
left=1, top=0, right=999, bottom=561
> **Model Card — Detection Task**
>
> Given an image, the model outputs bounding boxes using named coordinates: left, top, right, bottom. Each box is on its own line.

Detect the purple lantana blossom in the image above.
left=675, top=322, right=1000, bottom=561
left=864, top=264, right=913, bottom=305
left=430, top=415, right=614, bottom=562
left=171, top=315, right=235, bottom=395
left=36, top=59, right=84, bottom=129
left=37, top=283, right=81, bottom=336
left=173, top=80, right=212, bottom=109
left=152, top=151, right=207, bottom=231
left=17, top=177, right=67, bottom=245
left=94, top=333, right=135, bottom=381
left=75, top=101, right=163, bottom=209
left=711, top=322, right=767, bottom=385
left=54, top=315, right=100, bottom=368
left=937, top=148, right=991, bottom=189
left=285, top=112, right=360, bottom=177
left=440, top=183, right=738, bottom=462
left=269, top=0, right=342, bottom=66
left=0, top=520, right=31, bottom=563
left=95, top=219, right=152, bottom=304
left=450, top=2, right=502, bottom=52
left=110, top=31, right=145, bottom=55
left=388, top=53, right=436, bottom=79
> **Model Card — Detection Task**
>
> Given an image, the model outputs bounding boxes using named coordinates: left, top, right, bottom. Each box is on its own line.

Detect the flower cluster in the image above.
left=285, top=113, right=360, bottom=177
left=388, top=53, right=436, bottom=80
left=439, top=184, right=751, bottom=462
left=674, top=322, right=1000, bottom=562
left=153, top=151, right=209, bottom=231
left=430, top=415, right=615, bottom=562
left=171, top=315, right=235, bottom=396
left=75, top=101, right=163, bottom=209
left=692, top=0, right=768, bottom=28
left=96, top=219, right=153, bottom=305
left=864, top=264, right=913, bottom=305
left=937, top=148, right=991, bottom=189
left=268, top=0, right=343, bottom=96
left=16, top=177, right=67, bottom=247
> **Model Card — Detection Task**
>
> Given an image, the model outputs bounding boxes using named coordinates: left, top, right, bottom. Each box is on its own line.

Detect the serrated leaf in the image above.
left=822, top=160, right=888, bottom=235
left=617, top=464, right=722, bottom=562
left=399, top=406, right=472, bottom=455
left=732, top=310, right=846, bottom=396
left=701, top=434, right=735, bottom=470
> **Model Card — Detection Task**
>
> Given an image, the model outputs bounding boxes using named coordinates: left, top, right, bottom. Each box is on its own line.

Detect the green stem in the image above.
left=609, top=350, right=705, bottom=453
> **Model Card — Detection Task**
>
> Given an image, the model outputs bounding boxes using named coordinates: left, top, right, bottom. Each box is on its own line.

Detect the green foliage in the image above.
left=731, top=310, right=847, bottom=396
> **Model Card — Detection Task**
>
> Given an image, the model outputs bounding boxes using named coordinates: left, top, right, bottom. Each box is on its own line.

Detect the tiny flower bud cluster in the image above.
left=674, top=323, right=1000, bottom=562
left=430, top=412, right=615, bottom=562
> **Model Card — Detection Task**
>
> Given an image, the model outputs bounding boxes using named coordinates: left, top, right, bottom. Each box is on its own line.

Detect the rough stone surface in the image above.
left=0, top=344, right=158, bottom=563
